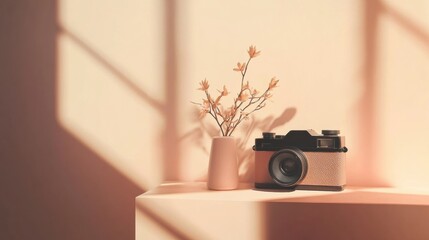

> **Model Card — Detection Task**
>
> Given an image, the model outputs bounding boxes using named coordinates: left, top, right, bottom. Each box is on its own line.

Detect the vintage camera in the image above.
left=254, top=130, right=348, bottom=191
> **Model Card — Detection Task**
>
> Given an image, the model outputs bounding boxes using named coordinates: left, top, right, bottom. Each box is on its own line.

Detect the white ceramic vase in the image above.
left=207, top=136, right=239, bottom=190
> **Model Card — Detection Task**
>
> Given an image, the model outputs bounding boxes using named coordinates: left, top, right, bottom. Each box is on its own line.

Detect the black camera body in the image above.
left=254, top=130, right=347, bottom=191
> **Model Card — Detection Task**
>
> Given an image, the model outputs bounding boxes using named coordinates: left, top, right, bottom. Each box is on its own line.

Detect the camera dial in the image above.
left=322, top=130, right=340, bottom=136
left=262, top=132, right=276, bottom=139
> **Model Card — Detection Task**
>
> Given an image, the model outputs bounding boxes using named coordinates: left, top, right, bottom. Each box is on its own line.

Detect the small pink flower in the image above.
left=251, top=89, right=259, bottom=96
left=202, top=99, right=210, bottom=109
left=233, top=62, right=246, bottom=72
left=198, top=79, right=210, bottom=91
left=199, top=108, right=208, bottom=119
left=268, top=77, right=279, bottom=89
left=238, top=92, right=249, bottom=102
left=248, top=45, right=261, bottom=58
left=222, top=108, right=232, bottom=120
left=223, top=105, right=235, bottom=118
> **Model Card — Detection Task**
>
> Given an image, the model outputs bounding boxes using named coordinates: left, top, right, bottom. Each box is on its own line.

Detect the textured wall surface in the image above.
left=2, top=0, right=429, bottom=239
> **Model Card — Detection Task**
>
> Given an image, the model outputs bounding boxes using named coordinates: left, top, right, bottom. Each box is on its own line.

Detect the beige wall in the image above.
left=58, top=0, right=429, bottom=188
left=2, top=0, right=429, bottom=239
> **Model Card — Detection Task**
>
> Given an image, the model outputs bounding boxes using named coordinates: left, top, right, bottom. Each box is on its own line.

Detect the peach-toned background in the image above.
left=1, top=0, right=429, bottom=239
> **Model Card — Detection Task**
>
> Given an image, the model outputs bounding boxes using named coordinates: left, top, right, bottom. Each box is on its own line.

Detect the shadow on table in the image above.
left=260, top=190, right=429, bottom=240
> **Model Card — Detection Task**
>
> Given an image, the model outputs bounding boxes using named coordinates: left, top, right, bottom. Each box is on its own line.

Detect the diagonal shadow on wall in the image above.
left=0, top=0, right=144, bottom=239
left=380, top=1, right=429, bottom=52
left=0, top=0, right=187, bottom=239
left=353, top=0, right=429, bottom=187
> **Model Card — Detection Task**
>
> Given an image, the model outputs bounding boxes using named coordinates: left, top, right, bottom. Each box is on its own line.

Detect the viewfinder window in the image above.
left=317, top=139, right=334, bottom=148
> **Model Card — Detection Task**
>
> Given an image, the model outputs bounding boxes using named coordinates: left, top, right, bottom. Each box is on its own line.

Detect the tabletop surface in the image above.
left=137, top=182, right=429, bottom=205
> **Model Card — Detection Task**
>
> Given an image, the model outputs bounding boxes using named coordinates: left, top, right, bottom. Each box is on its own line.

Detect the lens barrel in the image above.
left=268, top=148, right=308, bottom=187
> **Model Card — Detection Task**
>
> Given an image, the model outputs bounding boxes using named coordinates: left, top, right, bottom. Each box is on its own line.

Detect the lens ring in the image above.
left=268, top=147, right=308, bottom=187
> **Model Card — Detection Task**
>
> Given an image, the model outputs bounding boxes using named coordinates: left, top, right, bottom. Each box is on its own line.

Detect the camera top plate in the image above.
left=254, top=129, right=347, bottom=152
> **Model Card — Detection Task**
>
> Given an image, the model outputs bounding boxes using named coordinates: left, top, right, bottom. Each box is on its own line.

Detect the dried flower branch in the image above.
left=193, top=45, right=278, bottom=136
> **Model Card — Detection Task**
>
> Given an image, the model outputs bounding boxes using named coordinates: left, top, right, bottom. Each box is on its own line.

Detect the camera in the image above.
left=253, top=130, right=348, bottom=191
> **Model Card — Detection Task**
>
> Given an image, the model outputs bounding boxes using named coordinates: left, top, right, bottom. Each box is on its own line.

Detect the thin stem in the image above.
left=228, top=57, right=252, bottom=135
left=205, top=90, right=225, bottom=136
left=228, top=88, right=271, bottom=136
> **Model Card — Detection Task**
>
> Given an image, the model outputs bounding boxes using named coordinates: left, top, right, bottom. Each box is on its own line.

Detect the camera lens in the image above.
left=269, top=148, right=307, bottom=187
left=279, top=158, right=299, bottom=176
